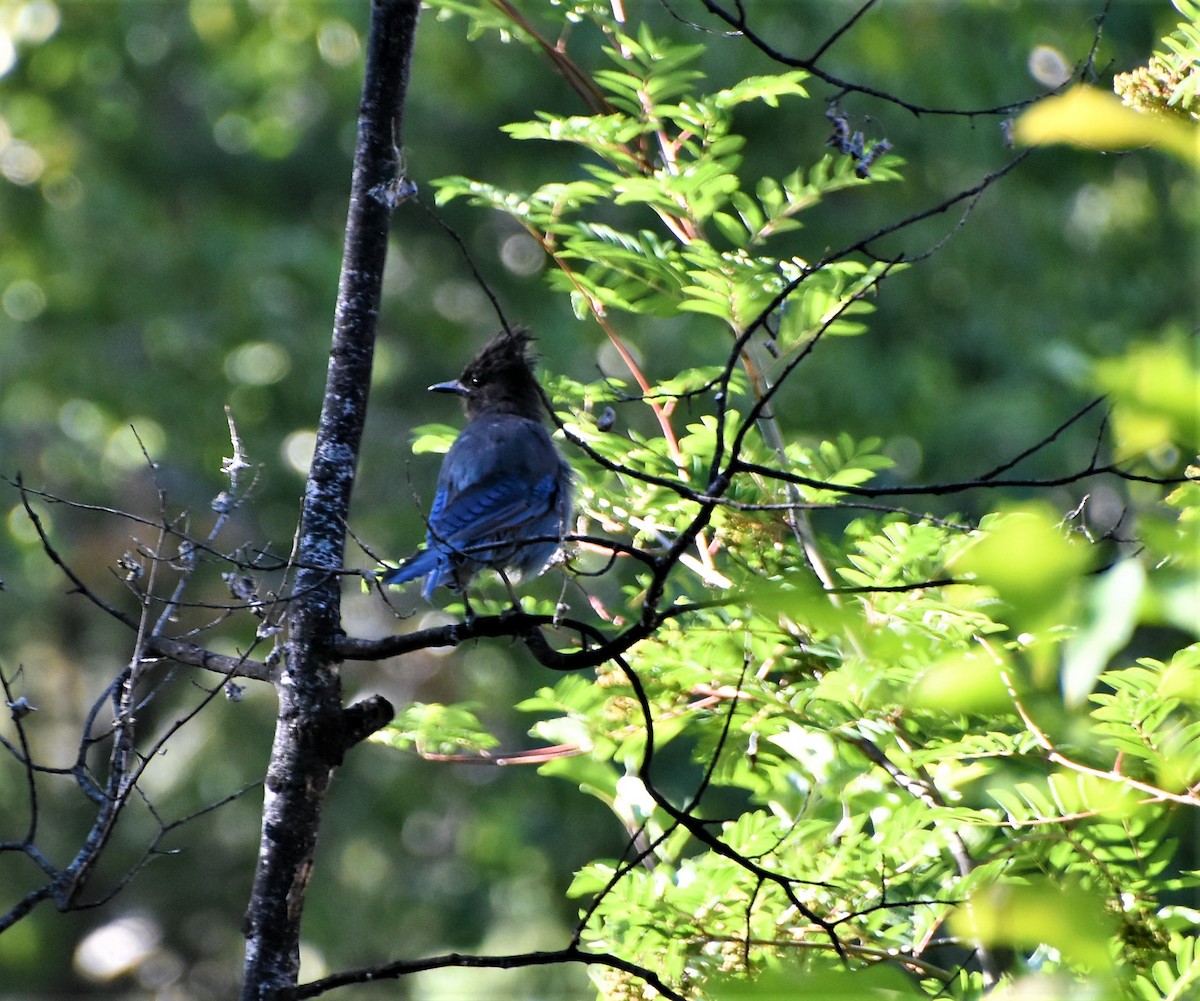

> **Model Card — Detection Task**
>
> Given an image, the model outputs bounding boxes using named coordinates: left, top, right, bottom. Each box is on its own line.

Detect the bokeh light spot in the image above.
left=282, top=429, right=316, bottom=474
left=74, top=915, right=161, bottom=982
left=189, top=0, right=236, bottom=42
left=126, top=23, right=170, bottom=65
left=500, top=232, right=545, bottom=276
left=225, top=341, right=291, bottom=385
left=2, top=278, right=47, bottom=320
left=42, top=170, right=83, bottom=209
left=317, top=18, right=359, bottom=67
left=1028, top=44, right=1072, bottom=89
left=104, top=420, right=167, bottom=471
left=0, top=34, right=16, bottom=77
left=1, top=140, right=45, bottom=185
left=432, top=279, right=489, bottom=323
left=58, top=398, right=109, bottom=443
left=15, top=0, right=61, bottom=45
left=213, top=112, right=253, bottom=154
left=8, top=501, right=51, bottom=544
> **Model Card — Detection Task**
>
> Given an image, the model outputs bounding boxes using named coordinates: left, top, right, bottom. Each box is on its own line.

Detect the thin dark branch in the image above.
left=487, top=0, right=613, bottom=116
left=285, top=945, right=687, bottom=1001
left=416, top=197, right=512, bottom=333
left=730, top=459, right=1193, bottom=499
left=978, top=397, right=1108, bottom=481
left=805, top=0, right=879, bottom=64
left=0, top=665, right=39, bottom=847
left=697, top=0, right=1048, bottom=118
left=0, top=886, right=54, bottom=935
left=18, top=475, right=140, bottom=631
left=615, top=650, right=844, bottom=953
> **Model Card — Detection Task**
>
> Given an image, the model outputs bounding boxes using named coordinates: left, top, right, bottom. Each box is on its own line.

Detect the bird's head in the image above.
left=430, top=327, right=545, bottom=421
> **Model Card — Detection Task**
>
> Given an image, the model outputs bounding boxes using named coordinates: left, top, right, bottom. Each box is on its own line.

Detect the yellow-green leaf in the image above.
left=1014, top=85, right=1200, bottom=167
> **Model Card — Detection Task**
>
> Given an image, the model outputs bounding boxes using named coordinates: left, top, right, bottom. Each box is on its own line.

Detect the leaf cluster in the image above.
left=371, top=5, right=1200, bottom=999
left=1114, top=0, right=1200, bottom=120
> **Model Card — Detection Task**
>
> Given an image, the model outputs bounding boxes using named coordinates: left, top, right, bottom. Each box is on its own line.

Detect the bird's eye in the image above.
left=469, top=375, right=482, bottom=387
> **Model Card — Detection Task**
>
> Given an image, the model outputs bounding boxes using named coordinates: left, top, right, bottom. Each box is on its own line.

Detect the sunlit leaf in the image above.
left=1014, top=84, right=1200, bottom=166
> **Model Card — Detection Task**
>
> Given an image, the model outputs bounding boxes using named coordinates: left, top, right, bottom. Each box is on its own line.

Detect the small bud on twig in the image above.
left=7, top=696, right=37, bottom=721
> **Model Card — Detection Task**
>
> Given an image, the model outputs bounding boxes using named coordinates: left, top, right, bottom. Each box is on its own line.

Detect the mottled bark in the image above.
left=239, top=3, right=419, bottom=997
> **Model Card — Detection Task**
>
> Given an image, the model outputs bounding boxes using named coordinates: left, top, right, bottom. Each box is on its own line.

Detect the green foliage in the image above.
left=1091, top=646, right=1200, bottom=788
left=1129, top=929, right=1200, bottom=1001
left=387, top=5, right=1200, bottom=1000
left=2, top=0, right=1195, bottom=999
left=1114, top=0, right=1200, bottom=120
left=375, top=702, right=501, bottom=757
left=1093, top=334, right=1200, bottom=460
left=432, top=18, right=900, bottom=341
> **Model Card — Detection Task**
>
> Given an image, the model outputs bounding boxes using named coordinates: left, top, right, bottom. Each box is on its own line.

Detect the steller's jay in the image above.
left=382, top=328, right=573, bottom=600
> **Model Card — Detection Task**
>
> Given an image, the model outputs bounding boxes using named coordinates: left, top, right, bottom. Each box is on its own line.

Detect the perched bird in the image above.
left=382, top=328, right=573, bottom=600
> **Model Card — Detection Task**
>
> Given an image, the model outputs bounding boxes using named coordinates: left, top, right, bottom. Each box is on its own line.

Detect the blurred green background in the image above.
left=0, top=1, right=1190, bottom=997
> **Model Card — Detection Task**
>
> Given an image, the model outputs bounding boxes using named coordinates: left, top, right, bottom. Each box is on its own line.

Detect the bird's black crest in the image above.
left=457, top=327, right=543, bottom=420
left=462, top=327, right=536, bottom=381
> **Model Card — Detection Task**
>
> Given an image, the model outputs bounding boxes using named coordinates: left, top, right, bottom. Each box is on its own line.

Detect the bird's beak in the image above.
left=428, top=379, right=469, bottom=396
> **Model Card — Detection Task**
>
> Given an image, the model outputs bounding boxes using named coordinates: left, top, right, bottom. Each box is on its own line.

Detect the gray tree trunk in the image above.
left=239, top=3, right=420, bottom=996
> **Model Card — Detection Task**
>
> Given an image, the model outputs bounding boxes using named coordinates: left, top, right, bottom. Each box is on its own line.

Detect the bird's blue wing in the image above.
left=383, top=476, right=557, bottom=592
left=426, top=484, right=448, bottom=526
left=429, top=473, right=559, bottom=551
